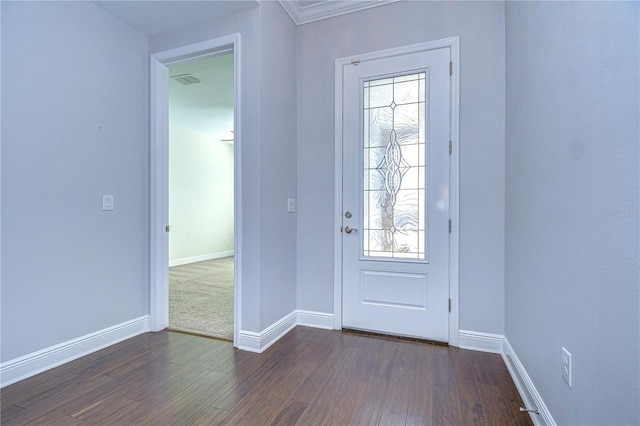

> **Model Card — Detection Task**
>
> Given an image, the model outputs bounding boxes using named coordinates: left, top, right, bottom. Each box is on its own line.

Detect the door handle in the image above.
left=344, top=226, right=358, bottom=234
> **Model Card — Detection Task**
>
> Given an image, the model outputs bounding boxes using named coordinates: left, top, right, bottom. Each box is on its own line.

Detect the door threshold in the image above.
left=341, top=328, right=449, bottom=346
left=165, top=327, right=233, bottom=343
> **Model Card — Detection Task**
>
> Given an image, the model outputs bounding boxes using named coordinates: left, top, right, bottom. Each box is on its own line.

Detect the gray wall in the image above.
left=258, top=1, right=298, bottom=328
left=505, top=2, right=640, bottom=425
left=1, top=1, right=149, bottom=361
left=296, top=1, right=507, bottom=334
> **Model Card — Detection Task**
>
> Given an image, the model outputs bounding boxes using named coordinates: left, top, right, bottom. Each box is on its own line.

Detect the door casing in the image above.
left=150, top=34, right=242, bottom=346
left=333, top=37, right=460, bottom=346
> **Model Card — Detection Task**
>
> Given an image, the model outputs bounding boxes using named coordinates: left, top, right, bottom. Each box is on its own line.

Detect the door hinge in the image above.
left=449, top=298, right=452, bottom=312
left=449, top=140, right=452, bottom=155
left=165, top=225, right=170, bottom=232
left=448, top=220, right=452, bottom=233
left=449, top=61, right=453, bottom=76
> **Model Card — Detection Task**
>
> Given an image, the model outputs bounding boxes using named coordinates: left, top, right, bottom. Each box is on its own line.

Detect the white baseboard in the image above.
left=0, top=309, right=331, bottom=387
left=503, top=337, right=556, bottom=426
left=458, top=329, right=504, bottom=353
left=237, top=310, right=334, bottom=353
left=237, top=311, right=297, bottom=353
left=458, top=331, right=554, bottom=425
left=169, top=250, right=234, bottom=267
left=296, top=310, right=334, bottom=329
left=0, top=316, right=150, bottom=388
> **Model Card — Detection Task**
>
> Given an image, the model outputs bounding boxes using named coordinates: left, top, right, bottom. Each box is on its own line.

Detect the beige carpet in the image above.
left=169, top=256, right=234, bottom=339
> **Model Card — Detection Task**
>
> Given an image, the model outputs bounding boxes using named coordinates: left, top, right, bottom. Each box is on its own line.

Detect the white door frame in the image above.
left=150, top=34, right=242, bottom=346
left=333, top=37, right=460, bottom=346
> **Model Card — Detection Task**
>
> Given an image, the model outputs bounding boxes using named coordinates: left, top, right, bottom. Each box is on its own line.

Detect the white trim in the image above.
left=448, top=38, right=461, bottom=347
left=169, top=250, right=234, bottom=267
left=333, top=55, right=344, bottom=331
left=296, top=310, right=334, bottom=329
left=149, top=54, right=170, bottom=333
left=150, top=34, right=242, bottom=348
left=503, top=337, right=556, bottom=426
left=0, top=316, right=149, bottom=388
left=279, top=0, right=401, bottom=26
left=458, top=329, right=504, bottom=354
left=333, top=37, right=461, bottom=343
left=238, top=310, right=334, bottom=353
left=237, top=311, right=297, bottom=353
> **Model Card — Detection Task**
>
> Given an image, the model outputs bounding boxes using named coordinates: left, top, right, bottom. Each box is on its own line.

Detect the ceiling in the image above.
left=94, top=1, right=400, bottom=35
left=93, top=1, right=258, bottom=35
left=168, top=52, right=235, bottom=141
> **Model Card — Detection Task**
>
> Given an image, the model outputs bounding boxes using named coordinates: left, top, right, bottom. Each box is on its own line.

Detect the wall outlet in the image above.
left=562, top=347, right=572, bottom=387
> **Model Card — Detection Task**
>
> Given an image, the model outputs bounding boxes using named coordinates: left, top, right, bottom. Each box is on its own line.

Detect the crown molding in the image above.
left=279, top=0, right=401, bottom=25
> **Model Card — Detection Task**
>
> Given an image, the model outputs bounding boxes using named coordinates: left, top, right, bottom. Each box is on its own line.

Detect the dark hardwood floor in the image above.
left=0, top=327, right=533, bottom=425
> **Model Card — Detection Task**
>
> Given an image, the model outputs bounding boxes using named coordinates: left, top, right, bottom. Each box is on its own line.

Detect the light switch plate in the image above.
left=103, top=194, right=114, bottom=211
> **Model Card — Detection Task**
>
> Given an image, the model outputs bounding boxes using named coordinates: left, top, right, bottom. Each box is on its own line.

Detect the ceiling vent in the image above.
left=171, top=74, right=203, bottom=85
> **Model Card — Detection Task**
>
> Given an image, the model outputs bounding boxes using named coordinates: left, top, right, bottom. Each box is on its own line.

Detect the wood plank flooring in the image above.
left=0, top=328, right=533, bottom=425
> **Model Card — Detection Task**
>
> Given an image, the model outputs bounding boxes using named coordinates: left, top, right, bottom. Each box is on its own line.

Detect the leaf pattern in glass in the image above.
left=362, top=72, right=426, bottom=259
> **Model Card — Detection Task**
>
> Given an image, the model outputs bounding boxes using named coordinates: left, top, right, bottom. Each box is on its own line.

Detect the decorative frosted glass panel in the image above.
left=363, top=72, right=426, bottom=259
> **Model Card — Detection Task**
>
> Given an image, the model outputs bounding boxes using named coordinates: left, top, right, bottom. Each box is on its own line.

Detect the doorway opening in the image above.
left=150, top=34, right=241, bottom=346
left=167, top=52, right=235, bottom=340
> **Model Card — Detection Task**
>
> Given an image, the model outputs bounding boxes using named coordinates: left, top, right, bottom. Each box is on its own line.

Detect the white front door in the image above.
left=341, top=46, right=451, bottom=342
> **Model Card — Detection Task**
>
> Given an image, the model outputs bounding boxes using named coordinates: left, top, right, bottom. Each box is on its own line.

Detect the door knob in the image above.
left=344, top=226, right=358, bottom=234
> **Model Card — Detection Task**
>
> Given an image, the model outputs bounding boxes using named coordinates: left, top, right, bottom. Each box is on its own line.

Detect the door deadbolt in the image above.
left=344, top=211, right=352, bottom=218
